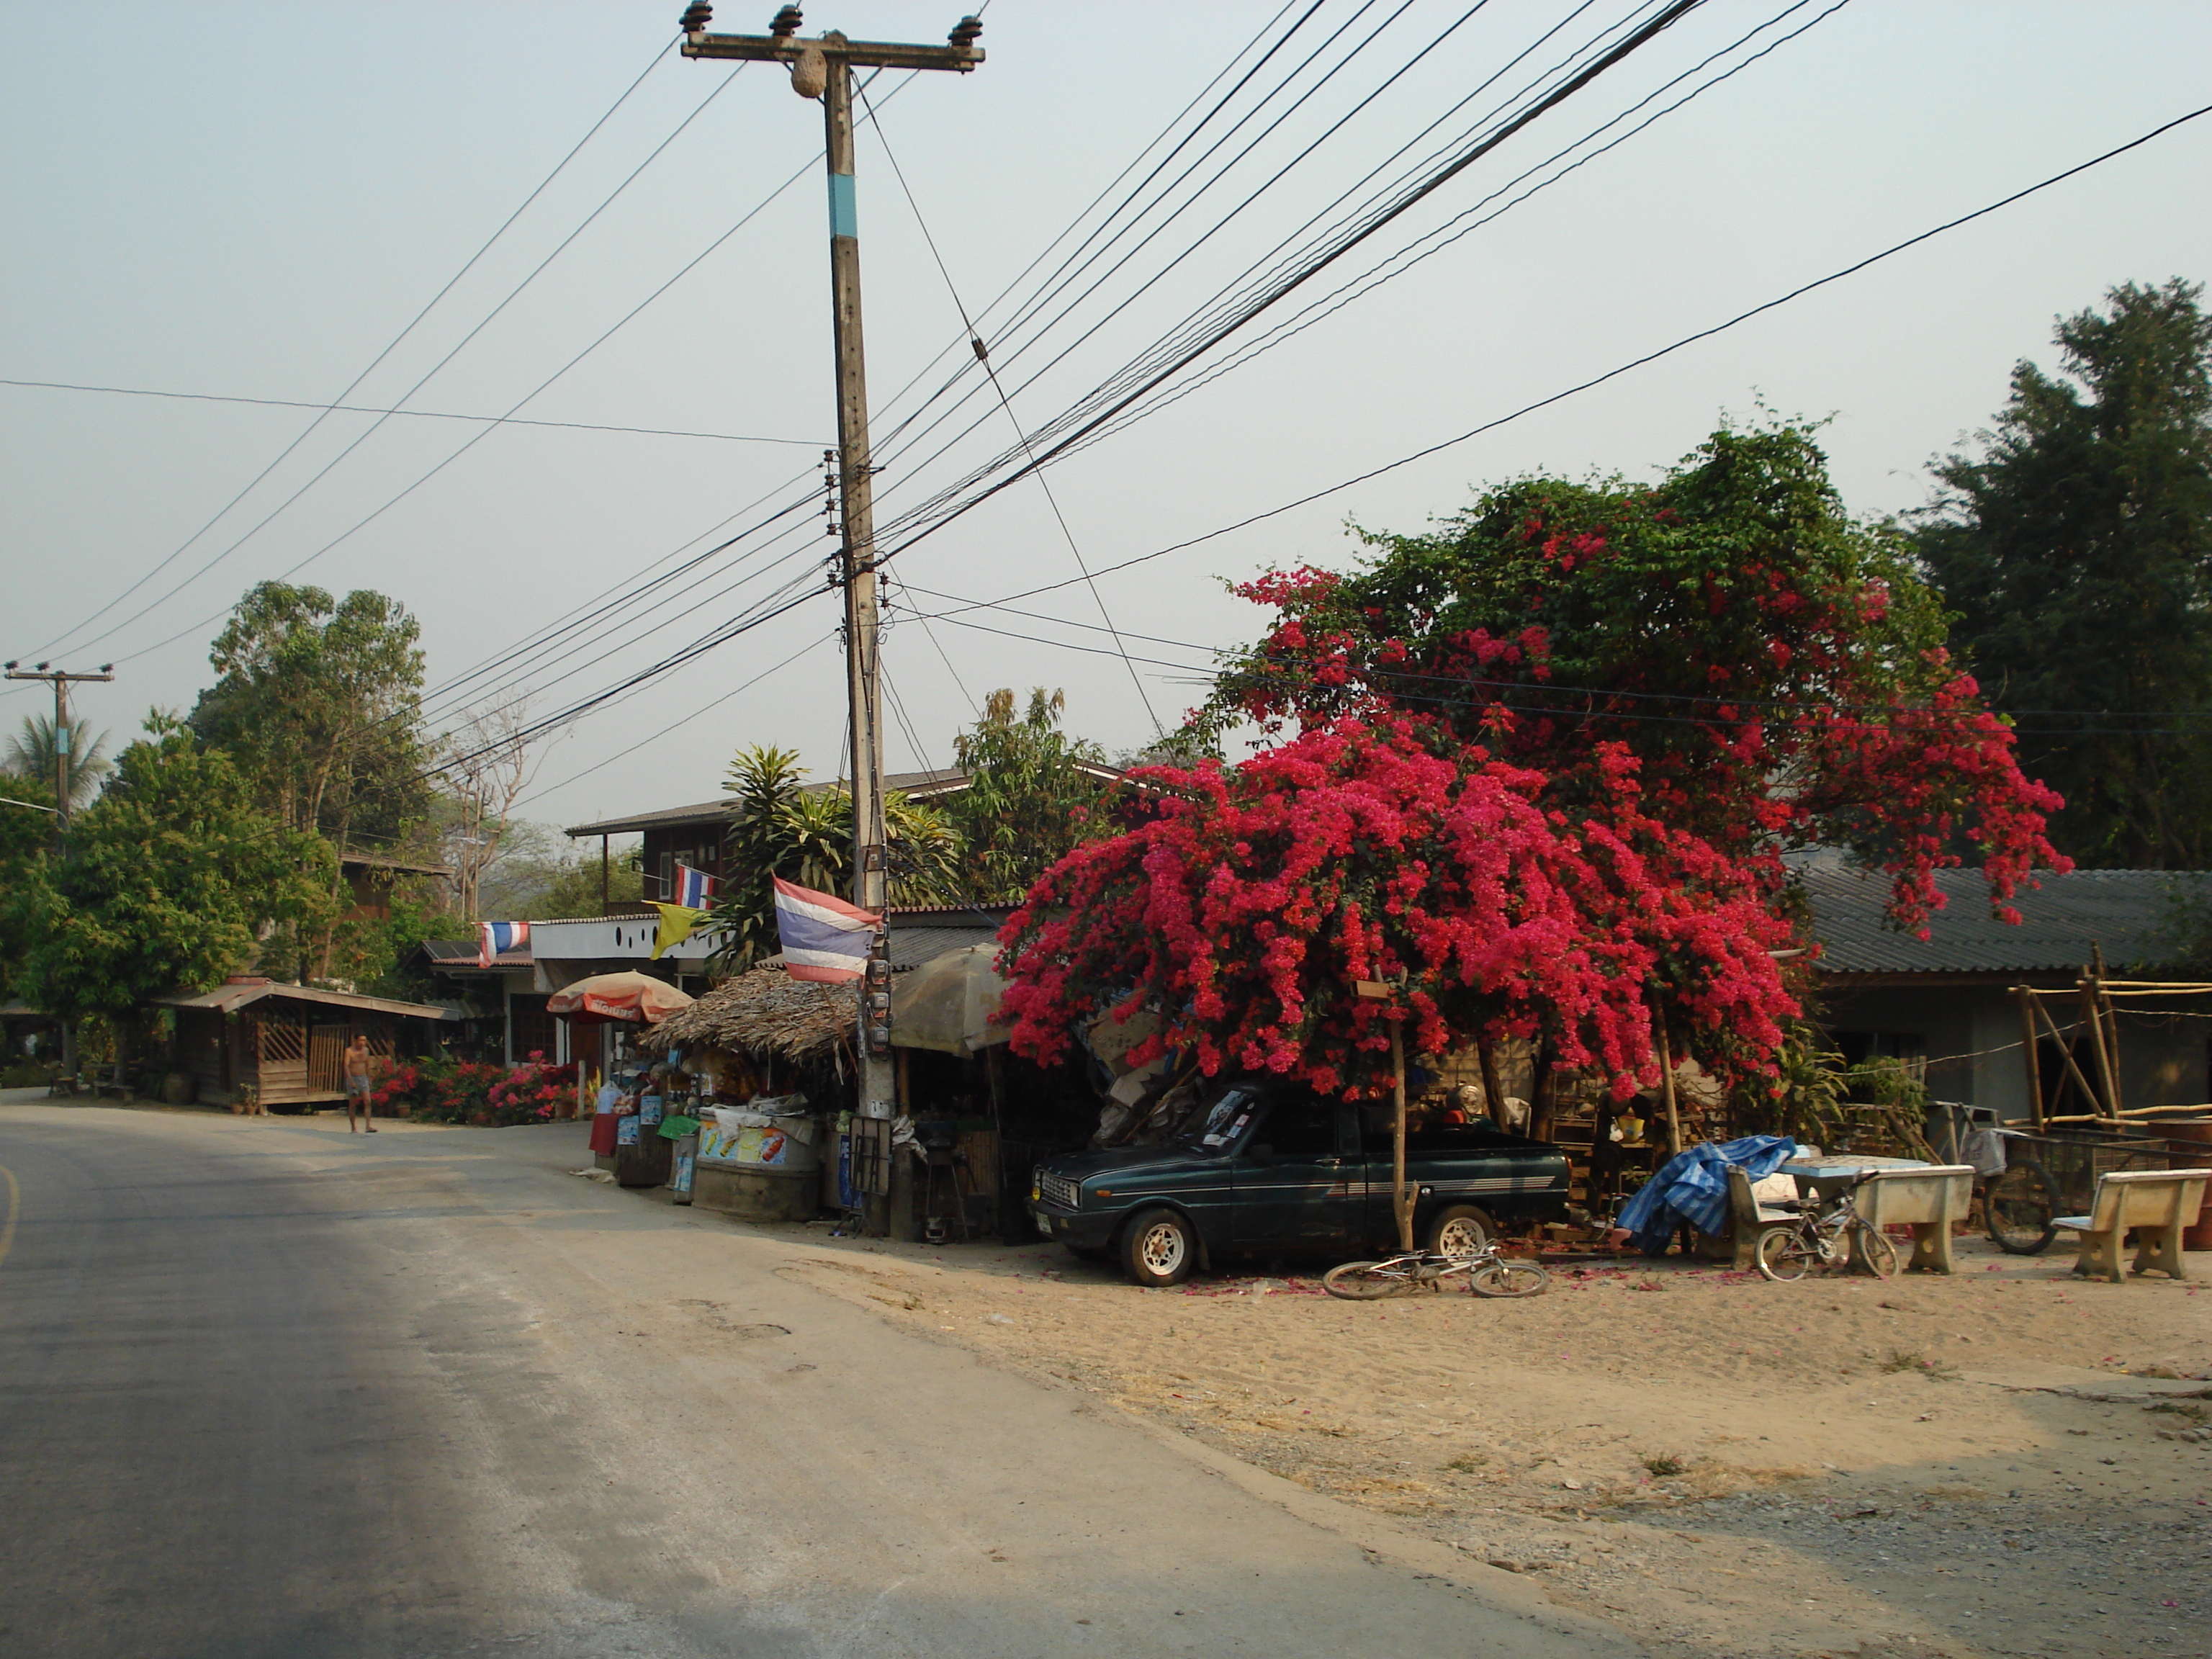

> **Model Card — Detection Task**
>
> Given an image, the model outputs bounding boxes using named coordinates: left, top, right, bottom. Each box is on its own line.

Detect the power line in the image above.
left=0, top=377, right=824, bottom=447
left=61, top=62, right=755, bottom=665
left=871, top=0, right=1709, bottom=562
left=19, top=37, right=677, bottom=662
left=884, top=99, right=2212, bottom=612
left=855, top=80, right=1163, bottom=736
left=1053, top=0, right=1855, bottom=451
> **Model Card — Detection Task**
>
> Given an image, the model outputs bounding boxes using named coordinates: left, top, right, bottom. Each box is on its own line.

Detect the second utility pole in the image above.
left=680, top=5, right=984, bottom=1226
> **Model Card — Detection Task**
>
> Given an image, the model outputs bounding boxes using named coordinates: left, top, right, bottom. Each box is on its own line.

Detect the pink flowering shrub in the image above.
left=485, top=1053, right=578, bottom=1125
left=999, top=719, right=1797, bottom=1101
left=1000, top=426, right=2067, bottom=1101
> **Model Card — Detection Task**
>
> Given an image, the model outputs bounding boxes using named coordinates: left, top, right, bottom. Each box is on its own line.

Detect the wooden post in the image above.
left=1655, top=1014, right=1683, bottom=1156
left=1355, top=977, right=1414, bottom=1251
left=2031, top=994, right=2104, bottom=1115
left=2080, top=974, right=2121, bottom=1123
left=1477, top=1035, right=1508, bottom=1130
left=2015, top=986, right=2044, bottom=1130
left=2090, top=943, right=2123, bottom=1120
left=1390, top=1017, right=1413, bottom=1252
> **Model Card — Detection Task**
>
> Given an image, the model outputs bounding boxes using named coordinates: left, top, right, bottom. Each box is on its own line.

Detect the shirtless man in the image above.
left=343, top=1035, right=377, bottom=1133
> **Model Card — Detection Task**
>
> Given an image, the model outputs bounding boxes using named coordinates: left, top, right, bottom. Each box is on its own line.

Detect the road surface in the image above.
left=0, top=1098, right=1639, bottom=1658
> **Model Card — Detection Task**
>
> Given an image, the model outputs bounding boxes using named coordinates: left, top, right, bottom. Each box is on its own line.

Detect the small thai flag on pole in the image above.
left=771, top=877, right=881, bottom=983
left=477, top=920, right=530, bottom=968
left=673, top=862, right=718, bottom=909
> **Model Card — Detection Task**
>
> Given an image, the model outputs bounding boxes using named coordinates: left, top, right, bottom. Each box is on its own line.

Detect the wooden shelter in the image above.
left=156, top=977, right=453, bottom=1110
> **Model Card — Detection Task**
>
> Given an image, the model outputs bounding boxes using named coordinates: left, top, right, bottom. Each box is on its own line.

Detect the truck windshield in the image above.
left=1176, top=1086, right=1260, bottom=1152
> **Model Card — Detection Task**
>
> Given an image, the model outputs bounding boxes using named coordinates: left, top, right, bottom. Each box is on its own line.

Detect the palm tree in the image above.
left=6, top=715, right=110, bottom=809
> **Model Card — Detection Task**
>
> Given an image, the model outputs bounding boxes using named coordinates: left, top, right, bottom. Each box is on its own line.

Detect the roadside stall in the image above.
left=550, top=971, right=693, bottom=1187
left=637, top=965, right=854, bottom=1222
left=889, top=944, right=1012, bottom=1242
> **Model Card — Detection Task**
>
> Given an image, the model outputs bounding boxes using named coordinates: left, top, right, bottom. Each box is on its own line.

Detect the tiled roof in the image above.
left=1804, top=863, right=2211, bottom=976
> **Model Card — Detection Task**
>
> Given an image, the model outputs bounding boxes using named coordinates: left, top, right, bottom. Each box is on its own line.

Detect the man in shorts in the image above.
left=343, top=1035, right=377, bottom=1133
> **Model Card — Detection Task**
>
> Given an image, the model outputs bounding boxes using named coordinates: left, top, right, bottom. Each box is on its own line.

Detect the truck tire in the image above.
left=1120, top=1207, right=1197, bottom=1288
left=1427, top=1204, right=1497, bottom=1261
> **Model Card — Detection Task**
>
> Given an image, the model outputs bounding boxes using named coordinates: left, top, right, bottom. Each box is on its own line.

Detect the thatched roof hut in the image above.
left=637, top=965, right=852, bottom=1063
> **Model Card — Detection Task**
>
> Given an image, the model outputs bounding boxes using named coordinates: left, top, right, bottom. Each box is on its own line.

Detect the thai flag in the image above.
left=477, top=920, right=529, bottom=968
left=673, top=861, right=718, bottom=909
left=772, top=877, right=881, bottom=983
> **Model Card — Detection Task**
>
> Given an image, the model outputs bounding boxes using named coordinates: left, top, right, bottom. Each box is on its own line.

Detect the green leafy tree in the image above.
left=6, top=715, right=112, bottom=808
left=0, top=774, right=58, bottom=999
left=190, top=581, right=433, bottom=973
left=2, top=719, right=334, bottom=1058
left=1915, top=279, right=2212, bottom=867
left=190, top=580, right=431, bottom=850
left=706, top=745, right=963, bottom=969
left=945, top=688, right=1113, bottom=901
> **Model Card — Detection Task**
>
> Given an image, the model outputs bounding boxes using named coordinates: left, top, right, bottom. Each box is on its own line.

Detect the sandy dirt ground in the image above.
left=737, top=1218, right=2212, bottom=1659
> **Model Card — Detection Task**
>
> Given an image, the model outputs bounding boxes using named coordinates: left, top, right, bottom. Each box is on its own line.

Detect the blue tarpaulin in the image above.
left=1617, top=1135, right=1800, bottom=1253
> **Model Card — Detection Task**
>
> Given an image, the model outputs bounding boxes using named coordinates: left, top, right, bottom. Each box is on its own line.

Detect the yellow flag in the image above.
left=648, top=902, right=706, bottom=960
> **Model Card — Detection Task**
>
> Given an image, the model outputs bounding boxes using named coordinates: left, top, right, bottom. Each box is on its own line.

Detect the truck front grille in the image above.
left=1038, top=1172, right=1080, bottom=1210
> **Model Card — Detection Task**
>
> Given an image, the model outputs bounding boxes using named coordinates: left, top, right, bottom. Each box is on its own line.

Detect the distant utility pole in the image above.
left=2, top=660, right=114, bottom=851
left=4, top=658, right=114, bottom=1077
left=677, top=5, right=984, bottom=1141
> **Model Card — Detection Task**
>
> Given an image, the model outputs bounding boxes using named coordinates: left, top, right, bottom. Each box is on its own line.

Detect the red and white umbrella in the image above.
left=547, top=971, right=693, bottom=1026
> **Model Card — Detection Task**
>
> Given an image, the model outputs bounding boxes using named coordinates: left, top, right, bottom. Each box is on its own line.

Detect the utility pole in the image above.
left=678, top=4, right=984, bottom=1225
left=4, top=659, right=114, bottom=1076
left=2, top=660, right=114, bottom=851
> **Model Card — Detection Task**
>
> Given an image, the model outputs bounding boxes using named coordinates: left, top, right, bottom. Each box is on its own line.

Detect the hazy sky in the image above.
left=5, top=0, right=2208, bottom=836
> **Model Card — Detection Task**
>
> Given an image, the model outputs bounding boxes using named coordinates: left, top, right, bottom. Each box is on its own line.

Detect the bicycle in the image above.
left=1979, top=1151, right=2059, bottom=1255
left=1323, top=1239, right=1552, bottom=1300
left=1755, top=1175, right=1899, bottom=1282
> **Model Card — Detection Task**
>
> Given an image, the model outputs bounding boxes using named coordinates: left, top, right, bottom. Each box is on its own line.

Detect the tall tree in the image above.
left=1005, top=424, right=2066, bottom=1101
left=2, top=719, right=333, bottom=1046
left=945, top=688, right=1112, bottom=901
left=1915, top=279, right=2212, bottom=867
left=190, top=581, right=431, bottom=851
left=191, top=582, right=431, bottom=974
left=6, top=715, right=112, bottom=809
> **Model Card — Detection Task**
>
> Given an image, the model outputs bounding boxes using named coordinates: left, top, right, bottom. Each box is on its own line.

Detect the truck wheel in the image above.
left=1427, top=1205, right=1497, bottom=1261
left=1120, top=1207, right=1196, bottom=1287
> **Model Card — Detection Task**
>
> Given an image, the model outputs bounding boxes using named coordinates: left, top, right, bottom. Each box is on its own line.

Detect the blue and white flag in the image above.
left=477, top=920, right=530, bottom=968
left=772, top=877, right=881, bottom=983
left=673, top=861, right=718, bottom=909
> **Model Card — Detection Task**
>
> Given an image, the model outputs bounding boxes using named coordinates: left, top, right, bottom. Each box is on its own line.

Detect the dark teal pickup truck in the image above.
left=1028, top=1076, right=1570, bottom=1287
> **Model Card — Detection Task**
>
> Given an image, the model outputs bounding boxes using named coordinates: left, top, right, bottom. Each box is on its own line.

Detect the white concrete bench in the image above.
left=2054, top=1169, right=2211, bottom=1283
left=1857, top=1164, right=1977, bottom=1274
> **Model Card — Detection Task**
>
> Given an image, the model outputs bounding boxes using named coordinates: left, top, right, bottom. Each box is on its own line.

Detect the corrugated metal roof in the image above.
left=421, top=940, right=531, bottom=968
left=1805, top=865, right=2211, bottom=976
left=562, top=770, right=976, bottom=838
left=152, top=980, right=456, bottom=1020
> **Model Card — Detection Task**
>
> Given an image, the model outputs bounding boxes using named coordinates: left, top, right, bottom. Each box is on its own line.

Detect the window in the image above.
left=1258, top=1093, right=1344, bottom=1157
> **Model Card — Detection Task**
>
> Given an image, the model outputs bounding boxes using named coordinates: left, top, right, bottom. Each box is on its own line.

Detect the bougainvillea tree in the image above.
left=999, top=423, right=2067, bottom=1100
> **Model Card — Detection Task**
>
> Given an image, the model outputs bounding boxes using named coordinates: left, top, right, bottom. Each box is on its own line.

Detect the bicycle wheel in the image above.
left=1469, top=1259, right=1551, bottom=1298
left=1323, top=1259, right=1419, bottom=1300
left=1851, top=1220, right=1899, bottom=1280
left=1984, top=1161, right=2059, bottom=1255
left=1755, top=1228, right=1816, bottom=1282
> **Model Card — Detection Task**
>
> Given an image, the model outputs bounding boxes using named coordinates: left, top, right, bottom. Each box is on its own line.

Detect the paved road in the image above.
left=0, top=1100, right=1638, bottom=1659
